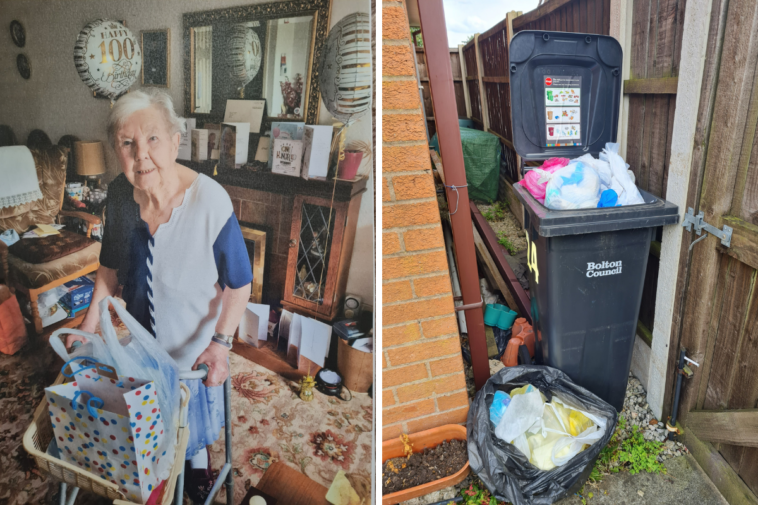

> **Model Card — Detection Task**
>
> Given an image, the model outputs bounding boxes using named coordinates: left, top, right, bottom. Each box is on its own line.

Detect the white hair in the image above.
left=107, top=88, right=186, bottom=148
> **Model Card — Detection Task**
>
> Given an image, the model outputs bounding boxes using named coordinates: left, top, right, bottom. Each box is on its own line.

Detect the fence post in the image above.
left=459, top=44, right=472, bottom=119
left=474, top=33, right=490, bottom=132
left=505, top=10, right=521, bottom=180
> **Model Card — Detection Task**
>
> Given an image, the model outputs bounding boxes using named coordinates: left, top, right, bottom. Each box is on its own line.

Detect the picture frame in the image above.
left=10, top=20, right=25, bottom=48
left=16, top=54, right=30, bottom=80
left=141, top=28, right=170, bottom=87
left=183, top=0, right=330, bottom=125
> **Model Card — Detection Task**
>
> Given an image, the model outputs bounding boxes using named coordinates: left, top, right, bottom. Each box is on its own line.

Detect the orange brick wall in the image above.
left=382, top=0, right=468, bottom=441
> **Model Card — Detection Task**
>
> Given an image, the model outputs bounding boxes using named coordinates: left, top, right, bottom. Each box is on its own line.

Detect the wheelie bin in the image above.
left=508, top=31, right=679, bottom=410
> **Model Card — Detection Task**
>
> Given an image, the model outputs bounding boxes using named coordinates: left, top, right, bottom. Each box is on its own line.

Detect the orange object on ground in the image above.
left=501, top=319, right=535, bottom=367
left=501, top=337, right=522, bottom=367
left=382, top=424, right=470, bottom=505
left=0, top=285, right=27, bottom=355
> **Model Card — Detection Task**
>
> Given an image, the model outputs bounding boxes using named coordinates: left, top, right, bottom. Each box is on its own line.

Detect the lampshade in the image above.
left=74, top=141, right=106, bottom=176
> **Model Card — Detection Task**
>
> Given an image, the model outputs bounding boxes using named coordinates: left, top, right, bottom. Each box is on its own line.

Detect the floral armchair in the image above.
left=0, top=145, right=101, bottom=333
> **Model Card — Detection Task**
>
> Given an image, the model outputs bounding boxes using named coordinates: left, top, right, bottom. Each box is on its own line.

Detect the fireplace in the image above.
left=238, top=224, right=267, bottom=303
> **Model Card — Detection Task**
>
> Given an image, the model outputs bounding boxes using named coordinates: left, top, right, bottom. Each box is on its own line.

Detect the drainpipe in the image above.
left=418, top=0, right=490, bottom=391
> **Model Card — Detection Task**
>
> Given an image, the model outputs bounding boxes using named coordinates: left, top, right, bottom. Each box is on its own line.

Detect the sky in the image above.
left=442, top=0, right=541, bottom=46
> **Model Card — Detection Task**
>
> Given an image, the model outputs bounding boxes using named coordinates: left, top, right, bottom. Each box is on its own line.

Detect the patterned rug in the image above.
left=210, top=353, right=373, bottom=503
left=0, top=335, right=373, bottom=504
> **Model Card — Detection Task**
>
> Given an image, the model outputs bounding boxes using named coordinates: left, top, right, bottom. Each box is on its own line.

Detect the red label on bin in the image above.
left=545, top=77, right=552, bottom=86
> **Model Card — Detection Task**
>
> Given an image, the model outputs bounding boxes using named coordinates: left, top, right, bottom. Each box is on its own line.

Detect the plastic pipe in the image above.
left=443, top=223, right=467, bottom=333
left=668, top=348, right=686, bottom=441
left=418, top=0, right=490, bottom=390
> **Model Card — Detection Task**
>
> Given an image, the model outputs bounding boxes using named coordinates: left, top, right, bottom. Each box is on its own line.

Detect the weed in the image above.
left=593, top=415, right=666, bottom=482
left=459, top=481, right=505, bottom=505
left=497, top=232, right=518, bottom=255
left=481, top=200, right=510, bottom=223
left=494, top=200, right=509, bottom=219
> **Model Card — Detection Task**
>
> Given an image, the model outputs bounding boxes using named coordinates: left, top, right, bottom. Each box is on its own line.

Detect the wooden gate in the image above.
left=672, top=0, right=758, bottom=500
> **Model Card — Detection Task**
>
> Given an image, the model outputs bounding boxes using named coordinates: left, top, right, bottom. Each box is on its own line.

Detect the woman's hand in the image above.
left=192, top=341, right=230, bottom=388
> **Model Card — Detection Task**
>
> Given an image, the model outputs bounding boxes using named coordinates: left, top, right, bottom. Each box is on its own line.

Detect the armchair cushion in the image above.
left=0, top=145, right=68, bottom=234
left=7, top=241, right=100, bottom=289
left=9, top=230, right=94, bottom=264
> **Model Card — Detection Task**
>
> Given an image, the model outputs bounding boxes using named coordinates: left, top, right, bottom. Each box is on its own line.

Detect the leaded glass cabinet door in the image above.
left=284, top=195, right=347, bottom=316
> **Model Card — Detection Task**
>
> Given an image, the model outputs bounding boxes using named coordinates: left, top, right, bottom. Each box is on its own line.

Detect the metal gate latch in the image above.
left=682, top=208, right=732, bottom=250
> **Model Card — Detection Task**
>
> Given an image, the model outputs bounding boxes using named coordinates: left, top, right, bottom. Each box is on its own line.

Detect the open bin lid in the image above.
left=509, top=31, right=623, bottom=162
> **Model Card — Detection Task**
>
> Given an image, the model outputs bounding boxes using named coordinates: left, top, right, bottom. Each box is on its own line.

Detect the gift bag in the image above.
left=0, top=286, right=27, bottom=355
left=45, top=358, right=170, bottom=504
left=50, top=296, right=180, bottom=482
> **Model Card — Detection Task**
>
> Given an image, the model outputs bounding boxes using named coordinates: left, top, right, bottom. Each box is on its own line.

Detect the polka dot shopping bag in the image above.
left=45, top=358, right=168, bottom=504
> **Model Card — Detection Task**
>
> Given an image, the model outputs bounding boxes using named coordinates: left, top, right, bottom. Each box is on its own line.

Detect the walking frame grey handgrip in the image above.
left=179, top=363, right=209, bottom=381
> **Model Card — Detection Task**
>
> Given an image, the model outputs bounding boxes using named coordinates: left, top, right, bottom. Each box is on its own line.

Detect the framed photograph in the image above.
left=141, top=29, right=170, bottom=87
left=10, top=20, right=25, bottom=48
left=16, top=54, right=30, bottom=80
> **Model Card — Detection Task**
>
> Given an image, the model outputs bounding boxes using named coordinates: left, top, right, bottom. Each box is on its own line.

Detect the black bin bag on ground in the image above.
left=467, top=365, right=618, bottom=505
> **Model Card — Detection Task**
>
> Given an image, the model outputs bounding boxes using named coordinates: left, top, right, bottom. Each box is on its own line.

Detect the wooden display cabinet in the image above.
left=282, top=192, right=363, bottom=322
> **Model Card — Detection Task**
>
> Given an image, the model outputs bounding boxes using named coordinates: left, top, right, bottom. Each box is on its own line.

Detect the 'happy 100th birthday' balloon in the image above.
left=74, top=19, right=141, bottom=101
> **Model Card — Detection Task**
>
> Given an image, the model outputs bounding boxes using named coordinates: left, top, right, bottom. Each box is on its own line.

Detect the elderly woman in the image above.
left=68, top=89, right=252, bottom=501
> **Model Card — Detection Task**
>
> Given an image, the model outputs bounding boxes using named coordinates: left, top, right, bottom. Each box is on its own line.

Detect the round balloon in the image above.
left=74, top=19, right=141, bottom=101
left=318, top=12, right=372, bottom=125
left=229, top=24, right=263, bottom=90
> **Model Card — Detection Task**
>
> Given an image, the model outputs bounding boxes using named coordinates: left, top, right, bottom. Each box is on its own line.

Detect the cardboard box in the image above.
left=268, top=122, right=304, bottom=169
left=301, top=125, right=333, bottom=180
left=191, top=129, right=208, bottom=162
left=272, top=138, right=303, bottom=177
left=62, top=276, right=95, bottom=309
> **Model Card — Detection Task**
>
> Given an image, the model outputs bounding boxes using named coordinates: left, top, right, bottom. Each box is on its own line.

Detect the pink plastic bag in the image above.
left=517, top=158, right=570, bottom=204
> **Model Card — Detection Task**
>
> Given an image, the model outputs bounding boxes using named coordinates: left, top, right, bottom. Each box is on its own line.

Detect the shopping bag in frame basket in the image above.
left=45, top=358, right=170, bottom=504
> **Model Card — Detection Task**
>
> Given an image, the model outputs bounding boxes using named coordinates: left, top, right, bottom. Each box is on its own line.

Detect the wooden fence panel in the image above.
left=513, top=0, right=610, bottom=35
left=624, top=0, right=686, bottom=340
left=414, top=47, right=469, bottom=139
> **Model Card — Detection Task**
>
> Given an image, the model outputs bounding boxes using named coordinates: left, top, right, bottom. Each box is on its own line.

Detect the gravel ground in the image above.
left=476, top=202, right=527, bottom=252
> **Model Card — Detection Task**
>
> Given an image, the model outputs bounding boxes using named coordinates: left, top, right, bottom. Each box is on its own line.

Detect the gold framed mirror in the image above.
left=183, top=0, right=331, bottom=125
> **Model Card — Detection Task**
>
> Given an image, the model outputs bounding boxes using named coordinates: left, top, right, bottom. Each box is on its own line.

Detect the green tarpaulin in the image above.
left=430, top=127, right=501, bottom=203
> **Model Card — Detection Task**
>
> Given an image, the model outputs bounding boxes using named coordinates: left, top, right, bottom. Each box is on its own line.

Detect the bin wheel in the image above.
left=518, top=345, right=531, bottom=365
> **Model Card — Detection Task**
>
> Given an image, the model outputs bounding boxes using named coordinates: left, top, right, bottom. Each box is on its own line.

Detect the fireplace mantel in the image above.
left=182, top=160, right=367, bottom=201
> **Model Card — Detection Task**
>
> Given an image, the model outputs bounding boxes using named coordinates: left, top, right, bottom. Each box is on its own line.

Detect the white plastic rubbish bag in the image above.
left=50, top=296, right=180, bottom=481
left=493, top=387, right=606, bottom=471
left=600, top=143, right=644, bottom=206
left=544, top=162, right=602, bottom=209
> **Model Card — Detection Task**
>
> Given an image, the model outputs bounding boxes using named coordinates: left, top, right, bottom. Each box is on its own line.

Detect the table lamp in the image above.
left=74, top=140, right=106, bottom=188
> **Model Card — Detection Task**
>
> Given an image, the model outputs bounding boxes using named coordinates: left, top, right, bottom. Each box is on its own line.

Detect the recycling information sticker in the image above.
left=544, top=76, right=582, bottom=147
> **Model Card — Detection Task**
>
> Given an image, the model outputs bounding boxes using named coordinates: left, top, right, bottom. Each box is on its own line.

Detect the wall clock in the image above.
left=10, top=20, right=25, bottom=48
left=17, top=54, right=31, bottom=79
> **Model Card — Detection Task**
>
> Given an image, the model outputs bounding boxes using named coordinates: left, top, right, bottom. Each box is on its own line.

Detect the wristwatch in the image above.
left=212, top=332, right=234, bottom=348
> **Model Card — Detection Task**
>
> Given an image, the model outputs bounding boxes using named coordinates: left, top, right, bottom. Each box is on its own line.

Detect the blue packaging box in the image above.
left=63, top=276, right=95, bottom=308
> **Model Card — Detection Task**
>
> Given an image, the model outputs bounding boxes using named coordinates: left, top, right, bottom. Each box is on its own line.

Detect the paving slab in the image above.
left=556, top=454, right=728, bottom=505
left=399, top=454, right=727, bottom=504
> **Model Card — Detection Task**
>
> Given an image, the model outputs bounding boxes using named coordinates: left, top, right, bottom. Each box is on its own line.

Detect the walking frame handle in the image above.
left=179, top=363, right=209, bottom=381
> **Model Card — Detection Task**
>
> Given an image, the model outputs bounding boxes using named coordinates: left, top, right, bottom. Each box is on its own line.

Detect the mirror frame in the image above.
left=182, top=0, right=332, bottom=125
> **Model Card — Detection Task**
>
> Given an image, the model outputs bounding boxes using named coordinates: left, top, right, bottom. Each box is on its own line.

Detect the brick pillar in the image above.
left=382, top=0, right=469, bottom=441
